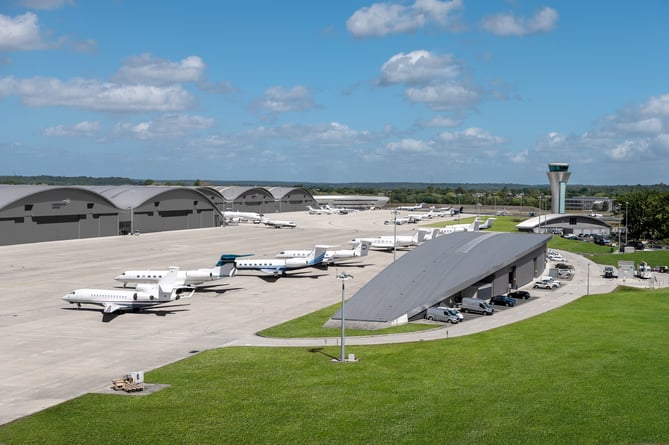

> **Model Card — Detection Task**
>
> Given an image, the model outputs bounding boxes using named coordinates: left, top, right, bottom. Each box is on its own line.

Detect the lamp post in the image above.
left=520, top=193, right=524, bottom=216
left=392, top=209, right=399, bottom=263
left=336, top=272, right=354, bottom=362
left=128, top=206, right=134, bottom=235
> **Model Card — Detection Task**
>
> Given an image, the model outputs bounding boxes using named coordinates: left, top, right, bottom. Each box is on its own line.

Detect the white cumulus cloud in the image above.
left=253, top=85, right=318, bottom=113
left=380, top=50, right=460, bottom=85
left=0, top=76, right=194, bottom=112
left=43, top=121, right=100, bottom=137
left=481, top=7, right=558, bottom=36
left=114, top=114, right=214, bottom=140
left=0, top=13, right=44, bottom=51
left=347, top=0, right=462, bottom=38
left=115, top=54, right=206, bottom=85
left=405, top=83, right=479, bottom=111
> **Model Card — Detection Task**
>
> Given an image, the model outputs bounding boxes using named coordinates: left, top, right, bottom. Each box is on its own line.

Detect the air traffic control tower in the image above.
left=547, top=162, right=571, bottom=214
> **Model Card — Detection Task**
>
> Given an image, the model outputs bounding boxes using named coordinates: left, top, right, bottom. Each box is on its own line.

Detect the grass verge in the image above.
left=1, top=287, right=668, bottom=445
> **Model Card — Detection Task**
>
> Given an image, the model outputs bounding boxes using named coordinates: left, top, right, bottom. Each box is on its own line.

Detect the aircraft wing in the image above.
left=102, top=303, right=125, bottom=313
left=260, top=268, right=282, bottom=275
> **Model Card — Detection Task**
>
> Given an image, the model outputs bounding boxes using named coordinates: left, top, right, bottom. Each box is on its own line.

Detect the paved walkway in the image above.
left=233, top=250, right=667, bottom=348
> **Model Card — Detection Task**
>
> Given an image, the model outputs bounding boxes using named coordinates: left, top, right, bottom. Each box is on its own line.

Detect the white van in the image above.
left=425, top=307, right=460, bottom=324
left=460, top=297, right=494, bottom=315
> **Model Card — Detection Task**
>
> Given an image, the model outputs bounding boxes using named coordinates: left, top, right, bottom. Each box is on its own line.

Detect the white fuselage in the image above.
left=62, top=286, right=188, bottom=314
left=262, top=219, right=296, bottom=228
left=63, top=268, right=192, bottom=314
left=235, top=247, right=326, bottom=276
left=351, top=236, right=413, bottom=250
left=223, top=211, right=263, bottom=222
left=114, top=265, right=235, bottom=287
left=276, top=241, right=369, bottom=264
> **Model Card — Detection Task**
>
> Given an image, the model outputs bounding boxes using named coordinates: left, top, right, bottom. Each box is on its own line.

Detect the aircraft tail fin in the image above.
left=211, top=261, right=237, bottom=278
left=308, top=245, right=328, bottom=265
left=353, top=240, right=370, bottom=257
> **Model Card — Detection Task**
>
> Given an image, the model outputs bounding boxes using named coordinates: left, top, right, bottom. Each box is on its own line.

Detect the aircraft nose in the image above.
left=62, top=293, right=74, bottom=302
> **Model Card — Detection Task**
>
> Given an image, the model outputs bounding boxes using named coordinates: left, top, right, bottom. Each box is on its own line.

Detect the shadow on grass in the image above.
left=308, top=347, right=338, bottom=361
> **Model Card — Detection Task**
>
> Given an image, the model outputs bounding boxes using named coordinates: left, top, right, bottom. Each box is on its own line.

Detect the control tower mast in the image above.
left=547, top=163, right=570, bottom=214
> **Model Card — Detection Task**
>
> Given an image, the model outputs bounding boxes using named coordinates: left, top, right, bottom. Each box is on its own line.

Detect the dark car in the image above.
left=490, top=295, right=516, bottom=307
left=508, top=290, right=531, bottom=300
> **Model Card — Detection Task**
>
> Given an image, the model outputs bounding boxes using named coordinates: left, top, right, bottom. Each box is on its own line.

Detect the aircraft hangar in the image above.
left=327, top=231, right=552, bottom=330
left=0, top=185, right=223, bottom=246
left=0, top=184, right=326, bottom=245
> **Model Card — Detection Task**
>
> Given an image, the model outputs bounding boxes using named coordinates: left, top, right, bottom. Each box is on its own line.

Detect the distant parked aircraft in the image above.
left=350, top=228, right=430, bottom=250
left=262, top=218, right=297, bottom=228
left=276, top=240, right=370, bottom=265
left=397, top=203, right=425, bottom=211
left=223, top=211, right=264, bottom=223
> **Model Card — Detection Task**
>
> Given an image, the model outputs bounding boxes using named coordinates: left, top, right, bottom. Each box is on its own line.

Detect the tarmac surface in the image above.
left=0, top=209, right=664, bottom=425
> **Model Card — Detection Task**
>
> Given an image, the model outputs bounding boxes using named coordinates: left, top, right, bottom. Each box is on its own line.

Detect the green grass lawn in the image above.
left=2, top=287, right=668, bottom=445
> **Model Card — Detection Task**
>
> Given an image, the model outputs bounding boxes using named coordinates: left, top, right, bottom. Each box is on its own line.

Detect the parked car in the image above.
left=508, top=290, right=531, bottom=300
left=603, top=266, right=616, bottom=278
left=490, top=295, right=516, bottom=307
left=540, top=276, right=561, bottom=286
left=534, top=279, right=558, bottom=289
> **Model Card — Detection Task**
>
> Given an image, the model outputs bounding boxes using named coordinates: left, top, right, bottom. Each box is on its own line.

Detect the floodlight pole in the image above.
left=336, top=272, right=353, bottom=362
left=625, top=201, right=629, bottom=246
left=392, top=209, right=399, bottom=263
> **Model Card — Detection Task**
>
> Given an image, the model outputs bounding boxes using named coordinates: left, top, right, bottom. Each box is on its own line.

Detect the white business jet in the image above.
left=350, top=228, right=430, bottom=250
left=275, top=240, right=370, bottom=265
left=223, top=210, right=264, bottom=223
left=397, top=203, right=425, bottom=211
left=113, top=259, right=236, bottom=288
left=262, top=218, right=297, bottom=228
left=307, top=205, right=331, bottom=215
left=62, top=268, right=194, bottom=314
left=217, top=246, right=327, bottom=277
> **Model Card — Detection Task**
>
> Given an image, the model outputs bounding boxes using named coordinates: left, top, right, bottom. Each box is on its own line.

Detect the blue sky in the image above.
left=1, top=0, right=668, bottom=185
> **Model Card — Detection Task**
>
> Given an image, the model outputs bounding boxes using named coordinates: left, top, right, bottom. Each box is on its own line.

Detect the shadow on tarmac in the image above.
left=62, top=304, right=190, bottom=323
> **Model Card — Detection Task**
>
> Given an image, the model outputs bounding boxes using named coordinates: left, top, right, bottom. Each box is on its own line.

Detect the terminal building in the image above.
left=516, top=163, right=614, bottom=236
left=326, top=232, right=552, bottom=330
left=313, top=195, right=389, bottom=210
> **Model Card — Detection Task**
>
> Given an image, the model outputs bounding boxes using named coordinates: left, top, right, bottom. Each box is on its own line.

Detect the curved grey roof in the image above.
left=267, top=186, right=313, bottom=200
left=335, top=232, right=551, bottom=324
left=0, top=185, right=118, bottom=211
left=215, top=186, right=274, bottom=201
left=516, top=213, right=612, bottom=231
left=83, top=185, right=212, bottom=209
